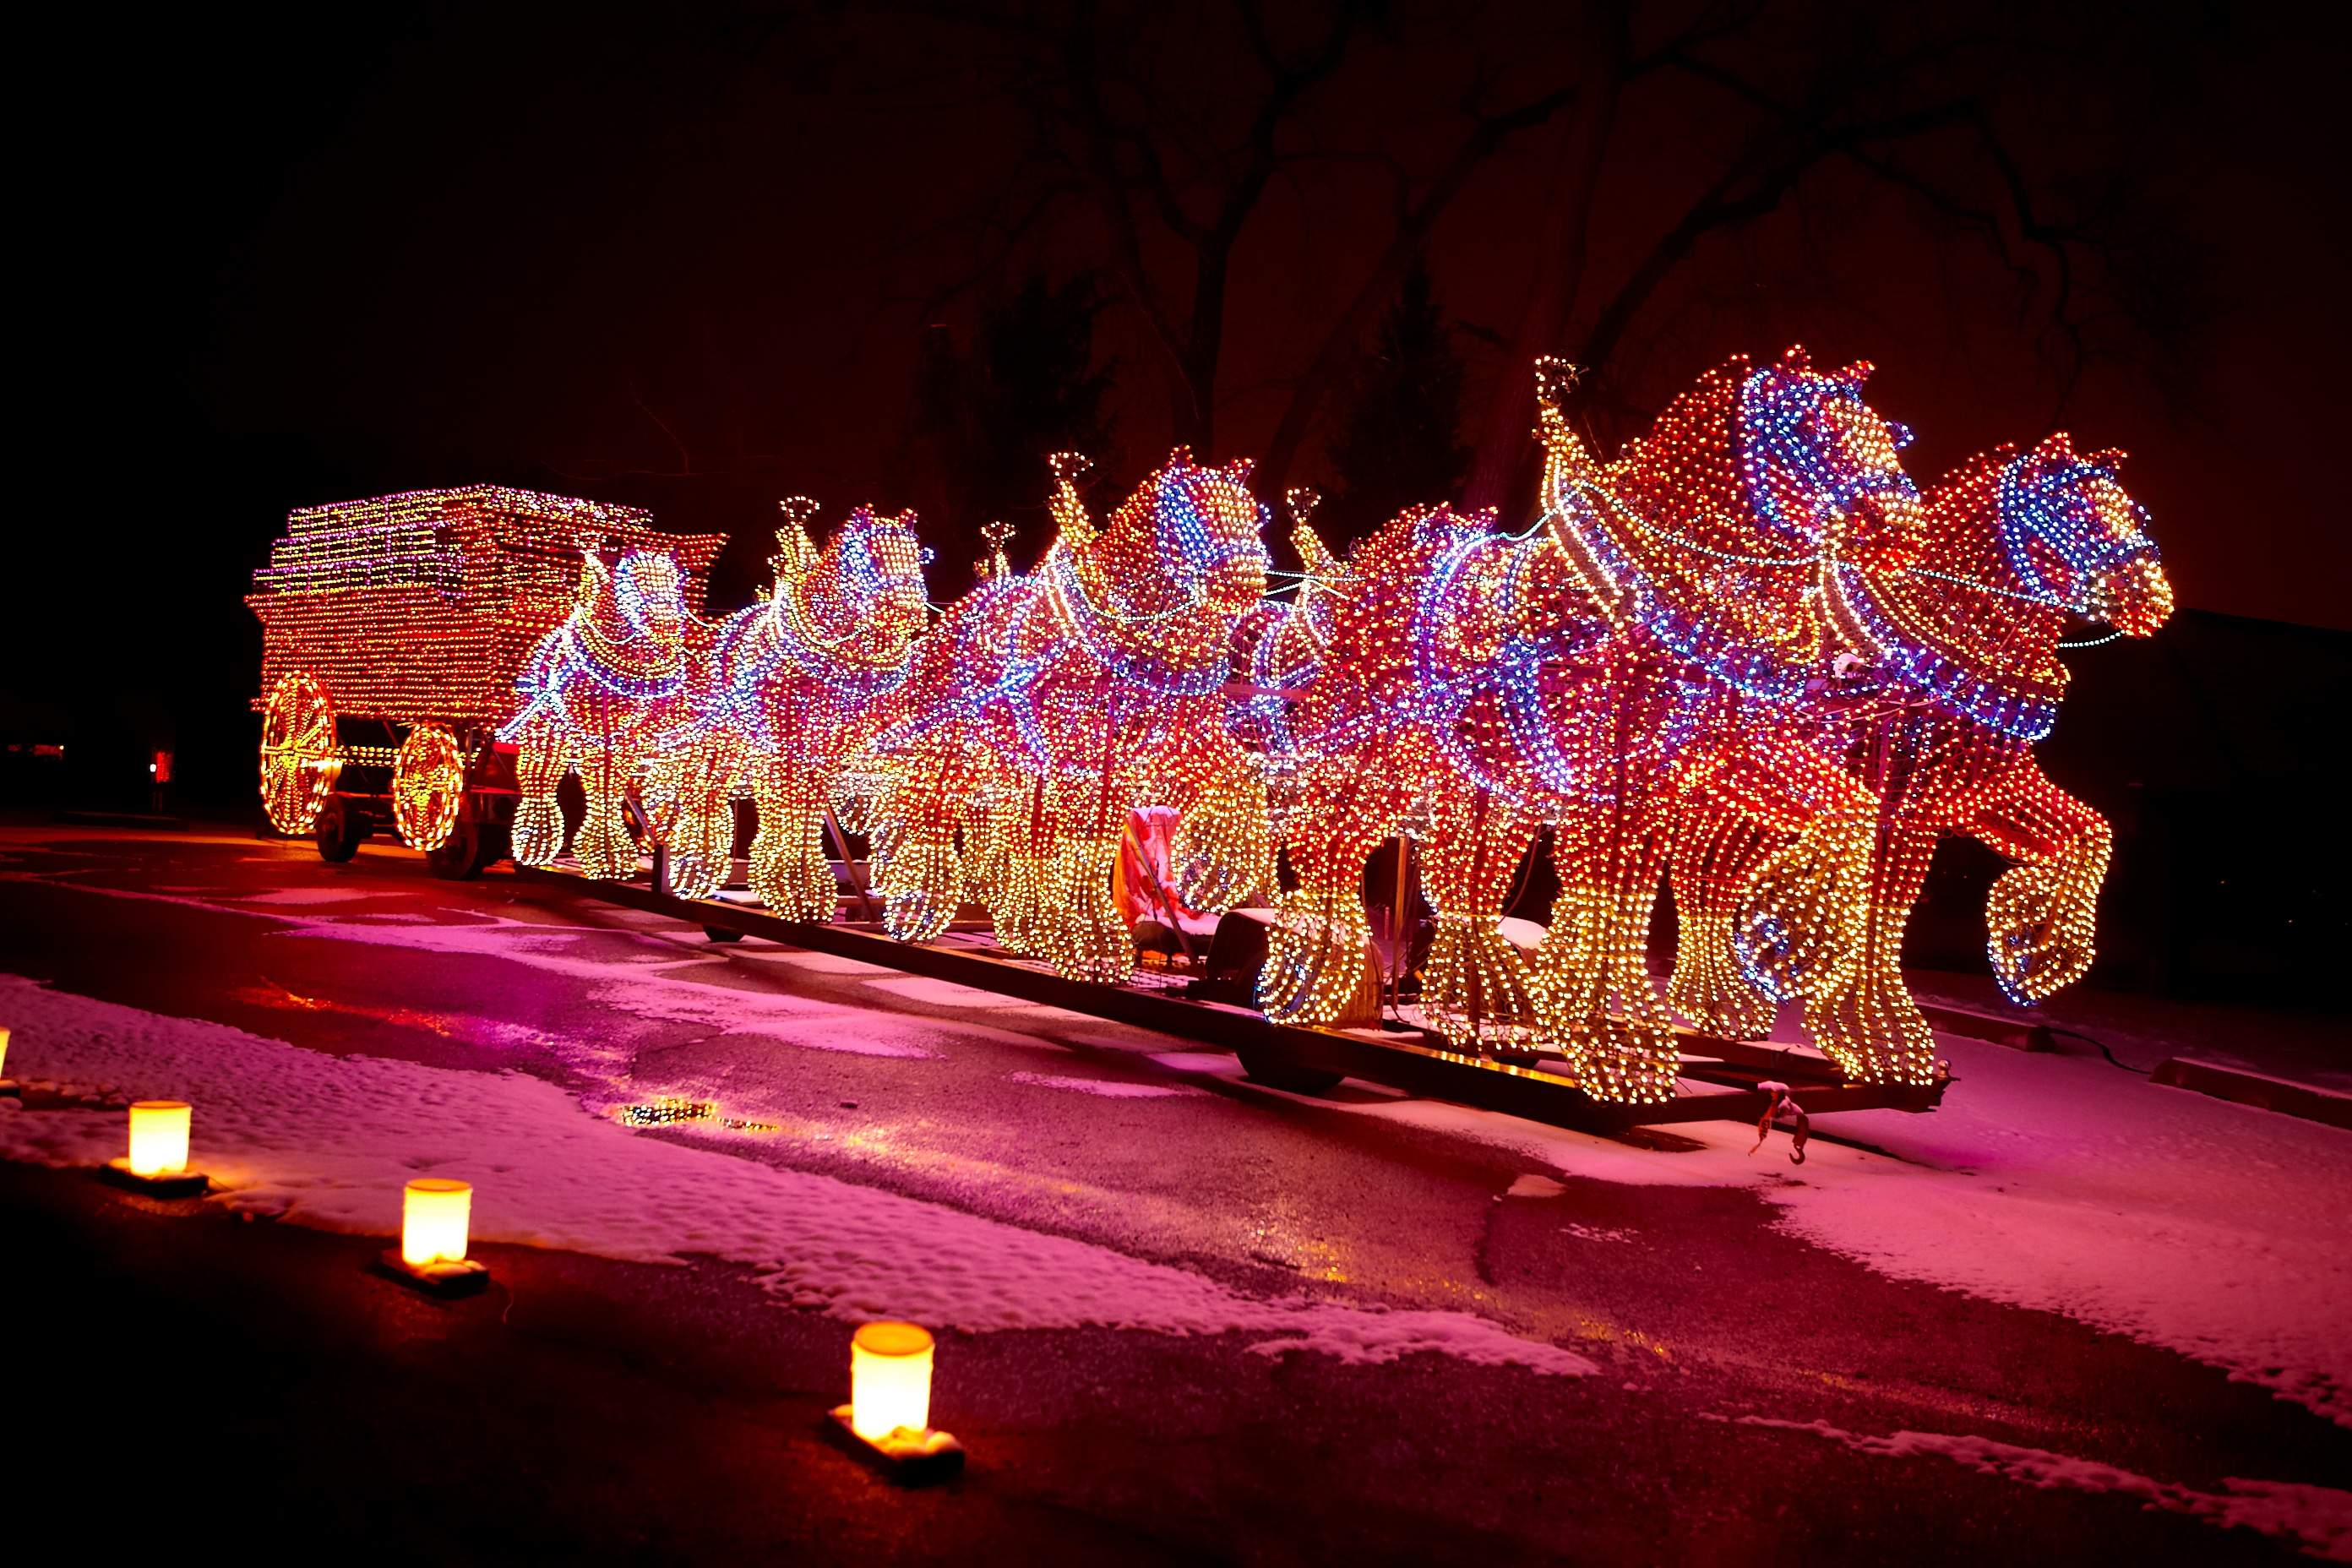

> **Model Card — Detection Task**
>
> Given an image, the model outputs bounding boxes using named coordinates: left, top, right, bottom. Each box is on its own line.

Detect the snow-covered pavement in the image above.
left=0, top=972, right=1592, bottom=1376
left=3, top=825, right=2348, bottom=1561
left=12, top=836, right=2344, bottom=1424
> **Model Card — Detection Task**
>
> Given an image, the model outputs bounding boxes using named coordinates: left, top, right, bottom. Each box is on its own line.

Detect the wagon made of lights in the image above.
left=248, top=486, right=724, bottom=875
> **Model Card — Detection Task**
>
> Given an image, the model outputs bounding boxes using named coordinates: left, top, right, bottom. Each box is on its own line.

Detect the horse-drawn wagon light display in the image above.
left=248, top=486, right=724, bottom=876
left=243, top=350, right=2170, bottom=1133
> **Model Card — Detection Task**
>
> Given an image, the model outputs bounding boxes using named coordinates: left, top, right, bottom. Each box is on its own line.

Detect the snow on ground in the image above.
left=1241, top=1034, right=2352, bottom=1425
left=234, top=886, right=391, bottom=905
left=0, top=974, right=1593, bottom=1377
left=1754, top=1042, right=2352, bottom=1425
left=1914, top=975, right=2352, bottom=1097
left=1010, top=1070, right=1206, bottom=1099
left=10, top=865, right=2350, bottom=1428
left=278, top=909, right=963, bottom=1065
left=864, top=975, right=1043, bottom=1010
left=760, top=949, right=899, bottom=976
left=1705, top=1414, right=2352, bottom=1560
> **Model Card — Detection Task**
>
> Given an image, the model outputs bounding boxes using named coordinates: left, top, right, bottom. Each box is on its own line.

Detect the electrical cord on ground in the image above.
left=2042, top=1021, right=2157, bottom=1075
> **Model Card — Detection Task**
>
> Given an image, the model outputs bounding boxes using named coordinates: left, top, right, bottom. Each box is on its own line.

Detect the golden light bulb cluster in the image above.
left=856, top=449, right=1275, bottom=983
left=505, top=549, right=703, bottom=879
left=1666, top=432, right=2167, bottom=1083
left=1243, top=350, right=2156, bottom=1104
left=389, top=723, right=467, bottom=852
left=249, top=487, right=723, bottom=849
left=244, top=362, right=2160, bottom=1113
left=636, top=504, right=932, bottom=911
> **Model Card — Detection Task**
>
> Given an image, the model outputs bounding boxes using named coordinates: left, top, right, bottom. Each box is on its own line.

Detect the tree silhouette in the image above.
left=906, top=1, right=1584, bottom=460
left=1323, top=259, right=1471, bottom=541
left=901, top=272, right=1119, bottom=590
left=886, top=1, right=2183, bottom=510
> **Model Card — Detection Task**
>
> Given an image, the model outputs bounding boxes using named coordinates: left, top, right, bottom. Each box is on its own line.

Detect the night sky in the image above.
left=15, top=1, right=2349, bottom=802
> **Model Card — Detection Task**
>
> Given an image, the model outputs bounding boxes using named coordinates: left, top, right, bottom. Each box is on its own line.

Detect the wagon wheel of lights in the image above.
left=259, top=672, right=340, bottom=834
left=391, top=723, right=468, bottom=852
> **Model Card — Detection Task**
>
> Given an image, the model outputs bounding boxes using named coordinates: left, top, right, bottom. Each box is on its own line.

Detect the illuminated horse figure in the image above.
left=1260, top=350, right=1928, bottom=1103
left=505, top=548, right=698, bottom=879
left=1666, top=433, right=2173, bottom=1068
left=643, top=500, right=930, bottom=908
left=1224, top=487, right=1350, bottom=834
left=863, top=450, right=1274, bottom=982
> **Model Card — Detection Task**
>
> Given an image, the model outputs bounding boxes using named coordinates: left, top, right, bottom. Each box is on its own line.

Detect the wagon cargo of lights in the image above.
left=247, top=486, right=723, bottom=878
left=100, top=1101, right=210, bottom=1198
left=0, top=1025, right=17, bottom=1096
left=373, top=1178, right=490, bottom=1298
left=824, top=1322, right=964, bottom=1483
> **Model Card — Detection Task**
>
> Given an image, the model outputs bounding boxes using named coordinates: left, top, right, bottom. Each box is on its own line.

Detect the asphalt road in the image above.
left=2, top=821, right=2343, bottom=1565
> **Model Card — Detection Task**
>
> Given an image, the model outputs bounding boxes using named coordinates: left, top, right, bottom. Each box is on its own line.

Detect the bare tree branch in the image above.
left=1259, top=79, right=1587, bottom=492
left=1576, top=98, right=1983, bottom=395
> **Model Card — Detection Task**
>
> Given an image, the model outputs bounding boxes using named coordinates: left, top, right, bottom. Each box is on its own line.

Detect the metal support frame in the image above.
left=507, top=863, right=1948, bottom=1135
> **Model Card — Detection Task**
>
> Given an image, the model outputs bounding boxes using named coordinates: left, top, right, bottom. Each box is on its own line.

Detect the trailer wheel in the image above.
left=259, top=672, right=339, bottom=834
left=316, top=798, right=365, bottom=863
left=425, top=815, right=498, bottom=879
left=392, top=723, right=466, bottom=852
left=702, top=925, right=744, bottom=943
left=1234, top=1044, right=1343, bottom=1095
